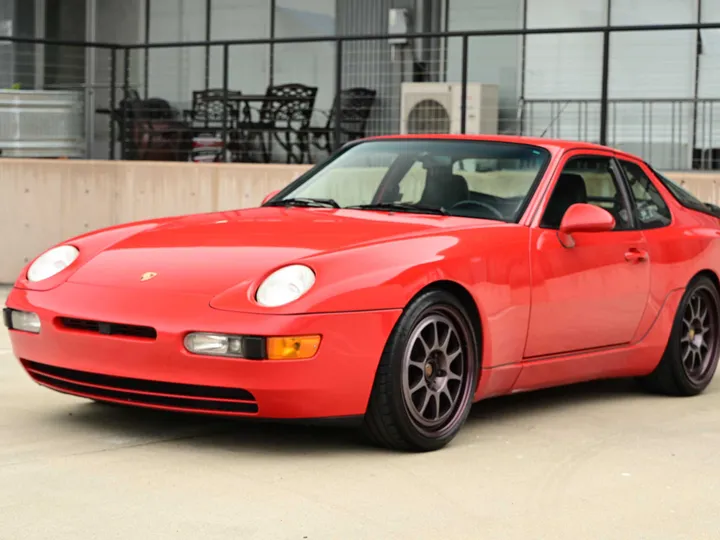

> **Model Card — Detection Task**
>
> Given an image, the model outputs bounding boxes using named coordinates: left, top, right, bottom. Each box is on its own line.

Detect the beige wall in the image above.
left=0, top=160, right=309, bottom=283
left=1, top=158, right=719, bottom=284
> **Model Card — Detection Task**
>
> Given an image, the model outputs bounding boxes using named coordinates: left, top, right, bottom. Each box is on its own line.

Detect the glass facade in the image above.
left=143, top=0, right=335, bottom=107
left=5, top=0, right=719, bottom=167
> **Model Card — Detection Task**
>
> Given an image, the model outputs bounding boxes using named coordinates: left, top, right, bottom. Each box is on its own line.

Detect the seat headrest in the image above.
left=541, top=172, right=588, bottom=228
left=556, top=172, right=587, bottom=200
left=419, top=172, right=469, bottom=208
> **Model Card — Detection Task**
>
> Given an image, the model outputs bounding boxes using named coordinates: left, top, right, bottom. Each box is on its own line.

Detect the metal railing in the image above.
left=522, top=98, right=720, bottom=170
left=3, top=20, right=720, bottom=169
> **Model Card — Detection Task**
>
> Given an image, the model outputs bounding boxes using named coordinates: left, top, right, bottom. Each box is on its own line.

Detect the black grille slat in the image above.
left=3, top=308, right=12, bottom=329
left=58, top=317, right=157, bottom=339
left=31, top=372, right=259, bottom=414
left=23, top=361, right=256, bottom=402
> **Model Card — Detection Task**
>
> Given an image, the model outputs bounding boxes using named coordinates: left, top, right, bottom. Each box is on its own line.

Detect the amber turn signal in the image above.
left=266, top=335, right=321, bottom=360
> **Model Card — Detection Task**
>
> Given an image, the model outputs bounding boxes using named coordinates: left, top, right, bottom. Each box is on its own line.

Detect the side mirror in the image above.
left=558, top=203, right=615, bottom=248
left=261, top=190, right=280, bottom=206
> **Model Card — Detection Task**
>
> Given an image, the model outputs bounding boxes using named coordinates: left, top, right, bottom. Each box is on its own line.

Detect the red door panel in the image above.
left=524, top=227, right=651, bottom=358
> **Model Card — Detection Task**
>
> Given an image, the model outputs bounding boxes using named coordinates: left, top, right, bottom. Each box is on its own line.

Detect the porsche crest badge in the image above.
left=140, top=272, right=158, bottom=282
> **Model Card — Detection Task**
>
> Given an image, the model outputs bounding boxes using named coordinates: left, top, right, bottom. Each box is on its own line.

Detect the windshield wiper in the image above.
left=265, top=197, right=340, bottom=209
left=346, top=202, right=449, bottom=216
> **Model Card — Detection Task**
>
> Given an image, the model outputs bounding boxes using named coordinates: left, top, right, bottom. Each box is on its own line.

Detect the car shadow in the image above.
left=56, top=401, right=373, bottom=455
left=466, top=377, right=646, bottom=424
left=49, top=377, right=651, bottom=455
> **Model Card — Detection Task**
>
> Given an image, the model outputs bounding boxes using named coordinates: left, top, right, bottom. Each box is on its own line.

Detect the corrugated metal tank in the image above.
left=0, top=90, right=85, bottom=158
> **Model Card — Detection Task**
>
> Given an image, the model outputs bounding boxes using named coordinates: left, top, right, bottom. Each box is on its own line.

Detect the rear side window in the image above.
left=648, top=166, right=708, bottom=211
left=619, top=160, right=672, bottom=229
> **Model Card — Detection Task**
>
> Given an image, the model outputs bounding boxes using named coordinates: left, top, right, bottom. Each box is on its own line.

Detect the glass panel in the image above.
left=523, top=32, right=603, bottom=142
left=697, top=4, right=720, bottom=158
left=273, top=0, right=336, bottom=113
left=447, top=0, right=523, bottom=134
left=275, top=0, right=335, bottom=37
left=544, top=156, right=632, bottom=230
left=397, top=162, right=429, bottom=203
left=210, top=0, right=271, bottom=94
left=148, top=0, right=207, bottom=104
left=527, top=0, right=606, bottom=28
left=282, top=139, right=551, bottom=221
left=609, top=28, right=695, bottom=100
left=44, top=0, right=86, bottom=89
left=610, top=0, right=695, bottom=26
left=619, top=160, right=672, bottom=229
left=524, top=0, right=604, bottom=138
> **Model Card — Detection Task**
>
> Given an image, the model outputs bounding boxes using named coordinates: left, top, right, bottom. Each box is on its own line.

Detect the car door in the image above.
left=523, top=151, right=651, bottom=358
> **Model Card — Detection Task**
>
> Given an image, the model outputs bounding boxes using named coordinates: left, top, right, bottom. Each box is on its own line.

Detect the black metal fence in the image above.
left=3, top=21, right=720, bottom=169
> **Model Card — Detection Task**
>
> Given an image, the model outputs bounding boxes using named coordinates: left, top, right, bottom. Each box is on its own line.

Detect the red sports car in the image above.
left=5, top=135, right=720, bottom=452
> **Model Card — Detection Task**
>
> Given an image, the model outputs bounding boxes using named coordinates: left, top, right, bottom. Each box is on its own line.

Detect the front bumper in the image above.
left=4, top=283, right=401, bottom=419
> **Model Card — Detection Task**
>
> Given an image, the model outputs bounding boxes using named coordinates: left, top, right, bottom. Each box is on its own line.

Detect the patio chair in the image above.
left=108, top=91, right=192, bottom=161
left=305, top=87, right=376, bottom=161
left=237, top=83, right=318, bottom=164
left=183, top=89, right=243, bottom=163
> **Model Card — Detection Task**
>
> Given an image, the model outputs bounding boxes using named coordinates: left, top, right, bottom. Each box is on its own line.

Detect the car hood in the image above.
left=67, top=207, right=497, bottom=295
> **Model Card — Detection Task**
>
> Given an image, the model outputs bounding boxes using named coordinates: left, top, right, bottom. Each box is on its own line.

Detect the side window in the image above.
left=619, top=160, right=672, bottom=229
left=541, top=155, right=632, bottom=230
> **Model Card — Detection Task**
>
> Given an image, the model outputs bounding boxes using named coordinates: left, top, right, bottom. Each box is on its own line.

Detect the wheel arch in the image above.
left=411, top=280, right=485, bottom=368
left=637, top=266, right=720, bottom=396
left=694, top=269, right=720, bottom=292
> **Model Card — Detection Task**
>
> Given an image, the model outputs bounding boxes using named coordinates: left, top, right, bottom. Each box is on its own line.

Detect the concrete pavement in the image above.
left=2, top=285, right=720, bottom=539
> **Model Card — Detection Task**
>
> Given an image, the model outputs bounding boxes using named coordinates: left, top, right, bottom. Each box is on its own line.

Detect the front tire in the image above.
left=639, top=275, right=720, bottom=396
left=363, top=289, right=479, bottom=451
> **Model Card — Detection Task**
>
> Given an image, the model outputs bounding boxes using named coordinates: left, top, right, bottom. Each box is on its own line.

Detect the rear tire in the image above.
left=638, top=275, right=720, bottom=396
left=363, top=289, right=479, bottom=452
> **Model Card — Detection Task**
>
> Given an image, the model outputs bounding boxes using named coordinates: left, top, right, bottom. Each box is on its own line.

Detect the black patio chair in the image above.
left=237, top=83, right=318, bottom=164
left=183, top=89, right=244, bottom=162
left=305, top=87, right=377, bottom=161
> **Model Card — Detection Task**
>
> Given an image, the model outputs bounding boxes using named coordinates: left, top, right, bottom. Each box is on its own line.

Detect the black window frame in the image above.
left=614, top=159, right=673, bottom=230
left=540, top=153, right=637, bottom=231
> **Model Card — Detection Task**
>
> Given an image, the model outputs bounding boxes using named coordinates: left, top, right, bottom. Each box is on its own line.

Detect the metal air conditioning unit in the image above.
left=400, top=82, right=499, bottom=135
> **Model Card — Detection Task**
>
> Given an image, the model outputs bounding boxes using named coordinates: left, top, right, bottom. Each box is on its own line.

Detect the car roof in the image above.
left=361, top=133, right=642, bottom=161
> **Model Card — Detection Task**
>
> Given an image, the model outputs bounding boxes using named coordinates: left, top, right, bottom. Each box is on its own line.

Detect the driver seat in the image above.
left=541, top=172, right=588, bottom=228
left=419, top=173, right=469, bottom=209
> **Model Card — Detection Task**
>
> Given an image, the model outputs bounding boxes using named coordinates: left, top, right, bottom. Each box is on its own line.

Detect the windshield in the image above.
left=269, top=139, right=552, bottom=222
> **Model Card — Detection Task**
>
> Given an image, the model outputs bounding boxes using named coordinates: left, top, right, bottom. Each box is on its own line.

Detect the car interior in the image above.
left=540, top=172, right=589, bottom=229
left=381, top=151, right=543, bottom=222
left=540, top=158, right=633, bottom=230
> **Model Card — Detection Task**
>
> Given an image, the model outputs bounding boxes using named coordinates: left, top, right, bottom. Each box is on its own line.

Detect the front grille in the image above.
left=57, top=317, right=157, bottom=340
left=22, top=360, right=258, bottom=415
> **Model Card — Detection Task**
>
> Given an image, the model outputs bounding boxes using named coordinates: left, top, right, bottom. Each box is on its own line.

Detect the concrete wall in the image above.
left=0, top=160, right=308, bottom=282
left=1, top=159, right=720, bottom=284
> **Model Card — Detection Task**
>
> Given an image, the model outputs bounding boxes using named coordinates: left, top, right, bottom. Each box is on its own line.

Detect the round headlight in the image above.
left=256, top=265, right=315, bottom=307
left=27, top=245, right=80, bottom=282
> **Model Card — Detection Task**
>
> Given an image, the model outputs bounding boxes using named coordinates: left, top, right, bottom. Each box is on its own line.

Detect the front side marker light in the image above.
left=5, top=309, right=41, bottom=334
left=266, top=335, right=321, bottom=360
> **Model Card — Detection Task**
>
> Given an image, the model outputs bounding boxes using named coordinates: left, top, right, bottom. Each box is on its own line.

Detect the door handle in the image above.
left=625, top=248, right=648, bottom=263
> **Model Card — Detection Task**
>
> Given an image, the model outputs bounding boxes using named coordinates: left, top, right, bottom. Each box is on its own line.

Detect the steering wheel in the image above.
left=451, top=200, right=505, bottom=220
